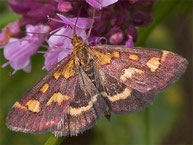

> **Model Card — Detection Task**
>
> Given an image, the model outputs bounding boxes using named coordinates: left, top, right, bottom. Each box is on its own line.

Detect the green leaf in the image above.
left=0, top=10, right=20, bottom=28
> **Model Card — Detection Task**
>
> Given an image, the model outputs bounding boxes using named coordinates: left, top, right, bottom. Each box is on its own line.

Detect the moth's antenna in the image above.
left=25, top=31, right=73, bottom=40
left=86, top=8, right=96, bottom=41
left=73, top=5, right=83, bottom=35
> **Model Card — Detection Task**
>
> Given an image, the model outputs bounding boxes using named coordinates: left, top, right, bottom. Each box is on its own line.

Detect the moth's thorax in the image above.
left=72, top=34, right=93, bottom=69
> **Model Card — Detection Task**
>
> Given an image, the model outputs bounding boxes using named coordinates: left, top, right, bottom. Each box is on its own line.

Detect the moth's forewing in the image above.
left=92, top=45, right=188, bottom=113
left=6, top=55, right=78, bottom=134
left=92, top=45, right=188, bottom=93
left=53, top=68, right=108, bottom=136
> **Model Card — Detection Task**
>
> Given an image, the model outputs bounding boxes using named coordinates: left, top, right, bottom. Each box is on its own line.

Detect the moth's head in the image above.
left=71, top=33, right=83, bottom=47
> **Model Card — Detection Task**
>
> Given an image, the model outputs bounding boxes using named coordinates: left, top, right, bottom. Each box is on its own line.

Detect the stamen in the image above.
left=2, top=62, right=9, bottom=68
left=86, top=8, right=96, bottom=40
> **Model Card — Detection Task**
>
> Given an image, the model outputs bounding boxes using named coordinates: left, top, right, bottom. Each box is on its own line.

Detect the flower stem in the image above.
left=144, top=107, right=151, bottom=145
left=44, top=135, right=65, bottom=145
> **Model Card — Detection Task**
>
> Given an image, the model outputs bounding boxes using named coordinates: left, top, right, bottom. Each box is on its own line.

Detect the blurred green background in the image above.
left=0, top=0, right=192, bottom=145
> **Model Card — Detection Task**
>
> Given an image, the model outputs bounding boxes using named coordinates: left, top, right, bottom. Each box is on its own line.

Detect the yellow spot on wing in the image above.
left=13, top=102, right=27, bottom=110
left=161, top=50, right=169, bottom=61
left=68, top=94, right=98, bottom=116
left=40, top=83, right=49, bottom=93
left=53, top=60, right=75, bottom=80
left=94, top=51, right=111, bottom=65
left=54, top=71, right=61, bottom=80
left=129, top=54, right=139, bottom=61
left=120, top=67, right=144, bottom=81
left=112, top=51, right=120, bottom=58
left=46, top=92, right=69, bottom=106
left=101, top=87, right=132, bottom=102
left=25, top=100, right=40, bottom=113
left=146, top=57, right=161, bottom=72
left=94, top=51, right=120, bottom=66
left=62, top=60, right=75, bottom=79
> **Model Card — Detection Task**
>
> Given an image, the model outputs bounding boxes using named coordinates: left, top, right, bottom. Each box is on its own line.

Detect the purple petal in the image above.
left=48, top=27, right=73, bottom=49
left=132, top=11, right=153, bottom=26
left=44, top=48, right=72, bottom=70
left=57, top=49, right=71, bottom=62
left=86, top=0, right=102, bottom=9
left=88, top=36, right=107, bottom=46
left=25, top=24, right=50, bottom=38
left=125, top=35, right=134, bottom=47
left=0, top=20, right=20, bottom=45
left=44, top=49, right=63, bottom=70
left=86, top=0, right=118, bottom=9
left=101, top=0, right=118, bottom=8
left=56, top=14, right=92, bottom=29
left=126, top=24, right=138, bottom=41
left=3, top=24, right=49, bottom=72
left=9, top=0, right=57, bottom=23
left=48, top=27, right=87, bottom=49
left=4, top=38, right=37, bottom=71
left=44, top=27, right=87, bottom=70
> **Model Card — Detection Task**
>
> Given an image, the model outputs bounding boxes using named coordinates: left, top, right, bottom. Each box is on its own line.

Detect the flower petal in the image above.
left=56, top=14, right=92, bottom=29
left=48, top=27, right=87, bottom=49
left=44, top=27, right=87, bottom=70
left=3, top=24, right=49, bottom=72
left=86, top=0, right=118, bottom=9
left=0, top=20, right=20, bottom=45
left=125, top=35, right=134, bottom=47
left=44, top=49, right=62, bottom=70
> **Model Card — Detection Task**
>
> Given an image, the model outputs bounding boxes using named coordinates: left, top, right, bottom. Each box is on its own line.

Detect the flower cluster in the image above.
left=0, top=0, right=154, bottom=73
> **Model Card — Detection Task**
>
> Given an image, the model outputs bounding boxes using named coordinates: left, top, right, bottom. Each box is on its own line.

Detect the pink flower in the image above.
left=1, top=0, right=155, bottom=73
left=44, top=15, right=91, bottom=70
left=3, top=24, right=50, bottom=72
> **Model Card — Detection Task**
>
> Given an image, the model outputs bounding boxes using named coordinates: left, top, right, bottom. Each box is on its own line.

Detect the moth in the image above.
left=6, top=20, right=188, bottom=137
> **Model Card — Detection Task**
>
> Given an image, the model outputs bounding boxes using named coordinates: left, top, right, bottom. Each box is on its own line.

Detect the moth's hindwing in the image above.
left=6, top=55, right=78, bottom=134
left=92, top=45, right=188, bottom=93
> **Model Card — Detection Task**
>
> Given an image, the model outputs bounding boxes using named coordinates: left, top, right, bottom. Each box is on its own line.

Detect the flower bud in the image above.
left=126, top=24, right=138, bottom=41
left=109, top=31, right=123, bottom=44
left=57, top=2, right=72, bottom=13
